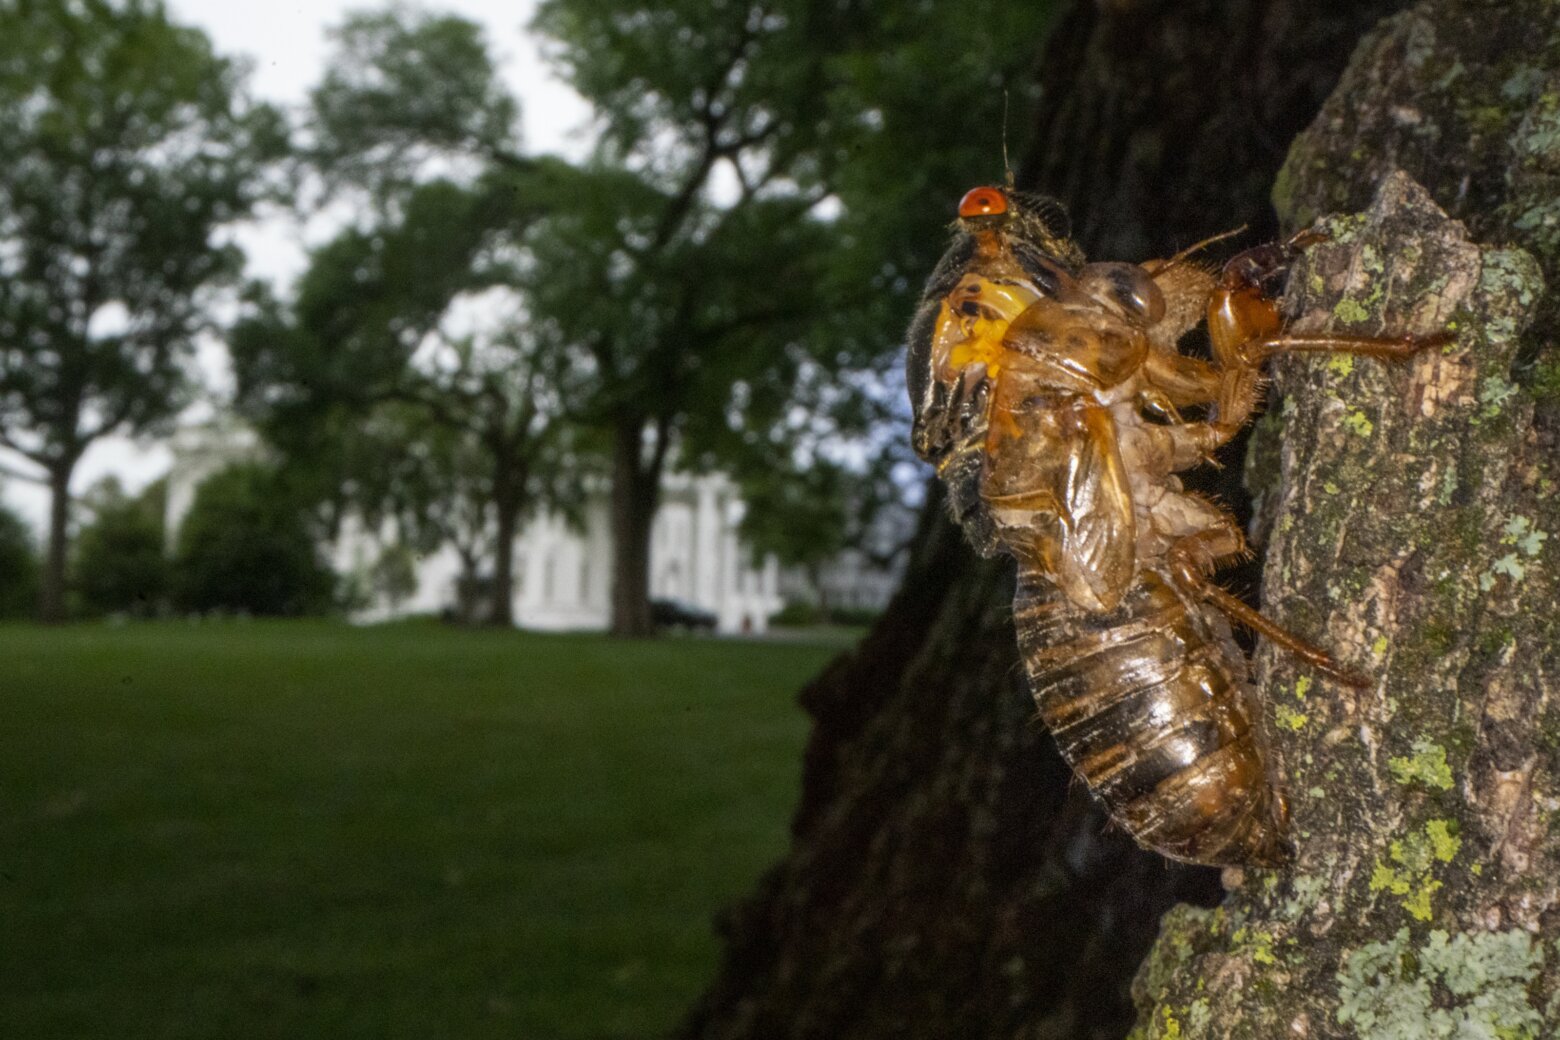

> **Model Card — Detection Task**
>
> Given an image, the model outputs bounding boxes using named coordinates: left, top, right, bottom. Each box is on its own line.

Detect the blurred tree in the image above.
left=171, top=462, right=333, bottom=617
left=250, top=0, right=1060, bottom=638
left=0, top=497, right=39, bottom=619
left=232, top=169, right=581, bottom=625
left=73, top=475, right=167, bottom=616
left=234, top=12, right=600, bottom=626
left=369, top=542, right=419, bottom=616
left=516, top=0, right=1057, bottom=635
left=740, top=454, right=902, bottom=618
left=0, top=0, right=285, bottom=620
left=512, top=161, right=831, bottom=635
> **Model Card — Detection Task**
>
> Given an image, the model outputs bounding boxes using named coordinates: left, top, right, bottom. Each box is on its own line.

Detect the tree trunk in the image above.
left=810, top=561, right=829, bottom=621
left=1131, top=3, right=1560, bottom=1035
left=488, top=459, right=522, bottom=628
left=681, top=2, right=1415, bottom=1038
left=610, top=418, right=658, bottom=637
left=39, top=459, right=74, bottom=623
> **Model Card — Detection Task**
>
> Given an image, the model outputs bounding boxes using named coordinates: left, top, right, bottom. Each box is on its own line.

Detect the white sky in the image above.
left=2, top=0, right=593, bottom=535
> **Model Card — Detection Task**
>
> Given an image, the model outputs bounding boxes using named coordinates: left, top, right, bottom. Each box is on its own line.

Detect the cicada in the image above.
left=907, top=185, right=1444, bottom=867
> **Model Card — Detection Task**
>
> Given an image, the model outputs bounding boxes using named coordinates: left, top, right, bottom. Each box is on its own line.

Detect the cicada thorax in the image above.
left=1014, top=570, right=1290, bottom=867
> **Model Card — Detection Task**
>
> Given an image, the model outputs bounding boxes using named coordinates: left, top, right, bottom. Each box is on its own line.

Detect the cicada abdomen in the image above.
left=1014, top=571, right=1290, bottom=867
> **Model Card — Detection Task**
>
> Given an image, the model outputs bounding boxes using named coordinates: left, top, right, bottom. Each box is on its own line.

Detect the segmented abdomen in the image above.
left=1013, top=570, right=1289, bottom=867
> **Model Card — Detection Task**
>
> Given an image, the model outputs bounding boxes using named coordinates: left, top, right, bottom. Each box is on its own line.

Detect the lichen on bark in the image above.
left=1132, top=2, right=1560, bottom=1037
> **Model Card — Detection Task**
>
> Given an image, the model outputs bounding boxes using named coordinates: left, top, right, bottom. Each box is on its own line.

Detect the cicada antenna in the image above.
left=1002, top=89, right=1016, bottom=191
left=1144, top=225, right=1248, bottom=276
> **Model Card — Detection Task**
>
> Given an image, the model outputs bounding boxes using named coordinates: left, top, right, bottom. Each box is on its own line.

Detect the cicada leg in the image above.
left=1246, top=330, right=1454, bottom=362
left=1166, top=525, right=1369, bottom=689
left=1209, top=232, right=1450, bottom=386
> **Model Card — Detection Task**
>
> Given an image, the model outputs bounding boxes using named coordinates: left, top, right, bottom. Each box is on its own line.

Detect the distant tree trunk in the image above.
left=488, top=462, right=521, bottom=628
left=807, top=561, right=830, bottom=621
left=1130, top=2, right=1560, bottom=1035
left=680, top=2, right=1415, bottom=1038
left=610, top=416, right=661, bottom=637
left=454, top=544, right=483, bottom=624
left=39, top=458, right=74, bottom=623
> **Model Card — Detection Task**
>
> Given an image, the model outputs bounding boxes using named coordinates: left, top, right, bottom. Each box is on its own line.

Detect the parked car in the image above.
left=650, top=598, right=718, bottom=632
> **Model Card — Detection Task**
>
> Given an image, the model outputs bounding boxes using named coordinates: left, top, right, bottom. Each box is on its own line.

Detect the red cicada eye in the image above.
left=958, top=186, right=1009, bottom=218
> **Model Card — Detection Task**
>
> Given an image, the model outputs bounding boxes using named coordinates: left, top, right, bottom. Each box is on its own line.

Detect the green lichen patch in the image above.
left=1369, top=820, right=1464, bottom=922
left=1481, top=554, right=1527, bottom=590
left=1425, top=819, right=1462, bottom=863
left=1478, top=374, right=1520, bottom=420
left=1501, top=515, right=1549, bottom=557
left=1281, top=874, right=1328, bottom=920
left=1133, top=904, right=1217, bottom=1007
left=1344, top=410, right=1376, bottom=437
left=1335, top=297, right=1373, bottom=324
left=1337, top=927, right=1544, bottom=1039
left=1388, top=738, right=1455, bottom=790
left=1276, top=705, right=1310, bottom=732
left=1232, top=925, right=1280, bottom=966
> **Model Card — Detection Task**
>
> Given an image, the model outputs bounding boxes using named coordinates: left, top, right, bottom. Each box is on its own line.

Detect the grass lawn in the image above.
left=0, top=621, right=839, bottom=1040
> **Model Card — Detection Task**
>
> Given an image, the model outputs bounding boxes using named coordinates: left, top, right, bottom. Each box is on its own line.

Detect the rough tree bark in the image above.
left=1131, top=2, right=1560, bottom=1036
left=679, top=2, right=1415, bottom=1039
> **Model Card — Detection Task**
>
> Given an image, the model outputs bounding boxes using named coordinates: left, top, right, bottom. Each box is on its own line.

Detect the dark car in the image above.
left=650, top=598, right=718, bottom=632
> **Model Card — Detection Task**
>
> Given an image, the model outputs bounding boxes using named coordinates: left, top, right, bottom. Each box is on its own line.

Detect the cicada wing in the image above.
left=1003, top=296, right=1149, bottom=392
left=1058, top=404, right=1137, bottom=611
left=989, top=386, right=1136, bottom=610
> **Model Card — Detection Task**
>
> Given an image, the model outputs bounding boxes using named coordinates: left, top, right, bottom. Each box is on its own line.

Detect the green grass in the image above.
left=0, top=621, right=837, bottom=1040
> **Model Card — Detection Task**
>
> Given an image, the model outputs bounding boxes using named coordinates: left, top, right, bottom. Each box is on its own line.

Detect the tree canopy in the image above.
left=0, top=0, right=284, bottom=619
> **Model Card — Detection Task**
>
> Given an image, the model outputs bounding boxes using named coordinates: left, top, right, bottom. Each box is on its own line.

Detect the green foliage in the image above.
left=533, top=0, right=1058, bottom=353
left=250, top=0, right=1062, bottom=629
left=530, top=0, right=1059, bottom=563
left=0, top=500, right=38, bottom=618
left=742, top=461, right=853, bottom=571
left=171, top=463, right=334, bottom=616
left=73, top=477, right=167, bottom=616
left=0, top=0, right=284, bottom=615
left=238, top=15, right=586, bottom=599
left=307, top=7, right=520, bottom=193
left=0, top=0, right=284, bottom=458
left=369, top=542, right=419, bottom=610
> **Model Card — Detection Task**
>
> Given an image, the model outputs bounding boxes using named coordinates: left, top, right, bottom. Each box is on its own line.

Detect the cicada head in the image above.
left=955, top=186, right=1085, bottom=275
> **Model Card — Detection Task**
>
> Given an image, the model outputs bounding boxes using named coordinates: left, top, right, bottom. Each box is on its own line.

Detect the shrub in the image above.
left=74, top=478, right=169, bottom=616
left=0, top=504, right=39, bottom=618
left=171, top=464, right=334, bottom=616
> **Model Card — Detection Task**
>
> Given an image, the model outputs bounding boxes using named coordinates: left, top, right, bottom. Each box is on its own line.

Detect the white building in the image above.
left=165, top=422, right=783, bottom=634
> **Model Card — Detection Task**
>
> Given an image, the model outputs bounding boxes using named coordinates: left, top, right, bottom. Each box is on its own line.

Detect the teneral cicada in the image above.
left=907, top=185, right=1445, bottom=867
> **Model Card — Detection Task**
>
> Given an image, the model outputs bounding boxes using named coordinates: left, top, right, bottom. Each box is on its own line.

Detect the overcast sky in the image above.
left=3, top=0, right=593, bottom=533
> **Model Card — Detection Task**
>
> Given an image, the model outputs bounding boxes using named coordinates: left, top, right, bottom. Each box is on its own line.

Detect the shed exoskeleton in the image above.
left=907, top=185, right=1447, bottom=867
